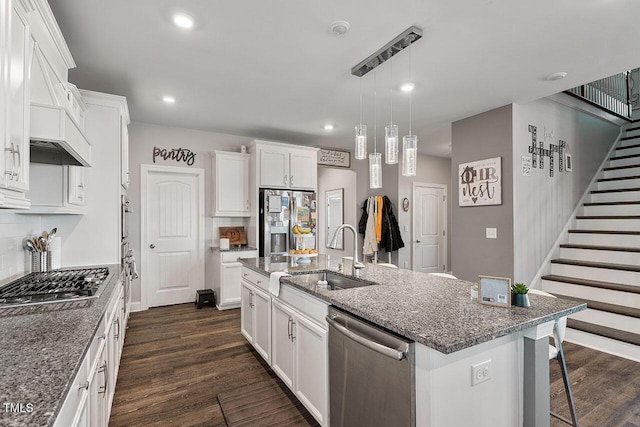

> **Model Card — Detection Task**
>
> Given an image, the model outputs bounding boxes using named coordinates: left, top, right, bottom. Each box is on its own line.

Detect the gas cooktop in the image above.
left=0, top=267, right=110, bottom=307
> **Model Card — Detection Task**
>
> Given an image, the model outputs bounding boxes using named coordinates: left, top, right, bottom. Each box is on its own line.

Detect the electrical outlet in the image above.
left=403, top=225, right=409, bottom=232
left=404, top=261, right=409, bottom=268
left=471, top=360, right=492, bottom=386
left=486, top=228, right=497, bottom=239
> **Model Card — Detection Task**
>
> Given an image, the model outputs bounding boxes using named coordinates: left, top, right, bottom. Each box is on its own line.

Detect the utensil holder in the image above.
left=31, top=251, right=51, bottom=273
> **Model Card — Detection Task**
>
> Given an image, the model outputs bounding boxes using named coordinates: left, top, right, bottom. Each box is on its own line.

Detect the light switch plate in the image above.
left=486, top=228, right=497, bottom=239
left=403, top=225, right=409, bottom=232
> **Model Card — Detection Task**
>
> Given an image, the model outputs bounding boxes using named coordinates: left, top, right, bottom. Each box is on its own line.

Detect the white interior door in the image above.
left=141, top=165, right=204, bottom=309
left=413, top=184, right=447, bottom=274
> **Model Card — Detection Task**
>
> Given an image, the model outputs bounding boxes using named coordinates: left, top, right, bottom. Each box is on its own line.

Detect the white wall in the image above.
left=128, top=121, right=253, bottom=303
left=512, top=98, right=619, bottom=285
left=0, top=213, right=41, bottom=283
left=317, top=167, right=357, bottom=258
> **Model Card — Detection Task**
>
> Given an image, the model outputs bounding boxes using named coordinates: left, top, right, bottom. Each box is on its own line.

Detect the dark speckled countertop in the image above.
left=0, top=264, right=123, bottom=427
left=239, top=255, right=586, bottom=354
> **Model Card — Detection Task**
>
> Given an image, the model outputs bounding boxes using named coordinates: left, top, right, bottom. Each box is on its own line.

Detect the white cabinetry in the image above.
left=240, top=279, right=271, bottom=363
left=240, top=266, right=328, bottom=425
left=212, top=151, right=250, bottom=217
left=120, top=108, right=130, bottom=190
left=212, top=249, right=258, bottom=310
left=54, top=277, right=126, bottom=427
left=0, top=0, right=32, bottom=209
left=252, top=141, right=317, bottom=190
left=25, top=163, right=85, bottom=214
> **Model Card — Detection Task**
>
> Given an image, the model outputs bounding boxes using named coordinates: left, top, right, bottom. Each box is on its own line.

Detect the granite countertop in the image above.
left=0, top=264, right=123, bottom=427
left=239, top=255, right=586, bottom=354
left=210, top=246, right=258, bottom=252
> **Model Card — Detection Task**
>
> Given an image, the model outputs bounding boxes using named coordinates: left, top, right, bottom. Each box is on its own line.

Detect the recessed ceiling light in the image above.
left=173, top=13, right=194, bottom=29
left=330, top=21, right=350, bottom=35
left=323, top=124, right=335, bottom=131
left=162, top=95, right=176, bottom=104
left=400, top=82, right=415, bottom=92
left=547, top=72, right=567, bottom=81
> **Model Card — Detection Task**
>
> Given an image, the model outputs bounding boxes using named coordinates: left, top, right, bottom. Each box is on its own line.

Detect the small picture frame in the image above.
left=565, top=153, right=572, bottom=172
left=402, top=197, right=410, bottom=212
left=478, top=275, right=511, bottom=308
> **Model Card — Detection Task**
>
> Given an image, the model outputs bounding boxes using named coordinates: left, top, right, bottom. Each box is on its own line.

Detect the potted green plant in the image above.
left=511, top=283, right=530, bottom=308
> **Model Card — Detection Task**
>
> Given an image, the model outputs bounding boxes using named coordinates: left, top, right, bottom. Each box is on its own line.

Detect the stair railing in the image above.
left=566, top=70, right=633, bottom=119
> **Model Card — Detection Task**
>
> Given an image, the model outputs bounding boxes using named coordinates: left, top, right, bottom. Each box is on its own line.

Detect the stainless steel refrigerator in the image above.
left=259, top=189, right=316, bottom=257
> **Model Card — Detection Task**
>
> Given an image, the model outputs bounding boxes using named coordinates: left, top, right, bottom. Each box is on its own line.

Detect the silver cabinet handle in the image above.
left=78, top=381, right=89, bottom=391
left=287, top=317, right=292, bottom=340
left=98, top=361, right=108, bottom=396
left=415, top=240, right=421, bottom=244
left=291, top=320, right=296, bottom=342
left=149, top=244, right=156, bottom=249
left=243, top=272, right=248, bottom=277
left=4, top=143, right=16, bottom=179
left=246, top=199, right=249, bottom=210
left=114, top=317, right=120, bottom=339
left=283, top=174, right=287, bottom=185
left=14, top=143, right=20, bottom=180
left=291, top=175, right=294, bottom=186
left=325, top=315, right=408, bottom=360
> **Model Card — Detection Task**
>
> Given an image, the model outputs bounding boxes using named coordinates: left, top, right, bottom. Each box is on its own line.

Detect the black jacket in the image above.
left=357, top=196, right=405, bottom=252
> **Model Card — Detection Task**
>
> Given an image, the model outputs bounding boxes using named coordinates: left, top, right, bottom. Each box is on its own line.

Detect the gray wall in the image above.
left=451, top=105, right=514, bottom=282
left=512, top=98, right=619, bottom=284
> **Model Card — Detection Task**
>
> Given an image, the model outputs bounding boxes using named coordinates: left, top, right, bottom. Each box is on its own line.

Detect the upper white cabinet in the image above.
left=252, top=140, right=317, bottom=190
left=0, top=0, right=33, bottom=209
left=212, top=151, right=250, bottom=217
left=26, top=163, right=85, bottom=214
left=120, top=108, right=130, bottom=190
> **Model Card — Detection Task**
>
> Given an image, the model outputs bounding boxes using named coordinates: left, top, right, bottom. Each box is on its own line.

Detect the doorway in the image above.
left=412, top=183, right=447, bottom=274
left=140, top=165, right=205, bottom=309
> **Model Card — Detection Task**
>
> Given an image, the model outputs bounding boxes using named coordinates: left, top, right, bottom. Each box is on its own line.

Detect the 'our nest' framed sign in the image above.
left=458, top=156, right=502, bottom=207
left=478, top=275, right=511, bottom=308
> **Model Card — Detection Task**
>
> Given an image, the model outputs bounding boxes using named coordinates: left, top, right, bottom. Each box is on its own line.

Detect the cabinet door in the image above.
left=294, top=314, right=328, bottom=425
left=240, top=282, right=254, bottom=343
left=220, top=261, right=242, bottom=307
left=5, top=2, right=31, bottom=192
left=259, top=146, right=289, bottom=188
left=271, top=299, right=295, bottom=389
left=289, top=150, right=316, bottom=190
left=90, top=344, right=108, bottom=427
left=214, top=153, right=249, bottom=216
left=120, top=114, right=129, bottom=189
left=68, top=166, right=85, bottom=206
left=73, top=393, right=90, bottom=427
left=252, top=286, right=271, bottom=363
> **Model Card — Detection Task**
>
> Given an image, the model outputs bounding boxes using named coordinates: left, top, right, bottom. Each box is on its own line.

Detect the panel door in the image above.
left=214, top=153, right=249, bottom=216
left=6, top=2, right=31, bottom=192
left=413, top=185, right=446, bottom=273
left=143, top=167, right=204, bottom=308
left=240, top=282, right=254, bottom=343
left=289, top=150, right=316, bottom=190
left=90, top=345, right=108, bottom=427
left=294, top=314, right=328, bottom=425
left=271, top=299, right=295, bottom=389
left=259, top=147, right=289, bottom=188
left=253, top=286, right=271, bottom=363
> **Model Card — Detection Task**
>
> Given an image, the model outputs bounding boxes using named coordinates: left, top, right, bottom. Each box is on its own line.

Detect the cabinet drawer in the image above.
left=278, top=284, right=328, bottom=328
left=221, top=250, right=258, bottom=263
left=241, top=268, right=268, bottom=291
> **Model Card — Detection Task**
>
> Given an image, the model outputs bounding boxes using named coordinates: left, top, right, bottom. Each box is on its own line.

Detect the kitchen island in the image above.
left=0, top=265, right=124, bottom=427
left=239, top=255, right=586, bottom=427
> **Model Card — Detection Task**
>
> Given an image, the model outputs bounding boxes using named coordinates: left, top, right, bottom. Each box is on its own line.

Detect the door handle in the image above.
left=149, top=244, right=156, bottom=249
left=415, top=240, right=421, bottom=244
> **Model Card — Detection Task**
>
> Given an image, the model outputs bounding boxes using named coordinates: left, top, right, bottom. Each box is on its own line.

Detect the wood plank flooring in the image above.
left=110, top=304, right=640, bottom=426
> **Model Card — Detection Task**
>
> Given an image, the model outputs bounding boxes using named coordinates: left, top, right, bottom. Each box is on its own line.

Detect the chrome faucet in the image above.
left=329, top=224, right=365, bottom=277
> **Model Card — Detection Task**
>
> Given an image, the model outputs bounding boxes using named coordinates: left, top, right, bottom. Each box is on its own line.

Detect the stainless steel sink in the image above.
left=295, top=271, right=376, bottom=290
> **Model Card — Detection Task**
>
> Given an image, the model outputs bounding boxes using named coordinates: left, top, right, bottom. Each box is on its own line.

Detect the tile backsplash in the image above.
left=0, top=212, right=41, bottom=284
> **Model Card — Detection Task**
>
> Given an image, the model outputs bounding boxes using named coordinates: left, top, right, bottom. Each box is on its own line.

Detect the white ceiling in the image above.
left=50, top=0, right=640, bottom=157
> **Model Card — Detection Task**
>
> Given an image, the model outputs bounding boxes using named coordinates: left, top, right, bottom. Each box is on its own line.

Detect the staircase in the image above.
left=541, top=123, right=640, bottom=363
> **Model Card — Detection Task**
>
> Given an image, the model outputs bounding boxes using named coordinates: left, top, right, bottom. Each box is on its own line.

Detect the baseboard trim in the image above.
left=130, top=302, right=143, bottom=312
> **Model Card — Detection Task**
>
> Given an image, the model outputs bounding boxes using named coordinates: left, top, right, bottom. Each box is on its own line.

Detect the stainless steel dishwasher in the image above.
left=326, top=306, right=415, bottom=427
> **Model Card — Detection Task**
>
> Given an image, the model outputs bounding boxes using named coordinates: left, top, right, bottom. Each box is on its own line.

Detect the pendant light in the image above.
left=355, top=77, right=367, bottom=160
left=402, top=43, right=417, bottom=177
left=369, top=69, right=382, bottom=189
left=385, top=57, right=398, bottom=164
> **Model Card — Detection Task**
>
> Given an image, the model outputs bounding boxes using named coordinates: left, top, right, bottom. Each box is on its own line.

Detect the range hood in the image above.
left=30, top=103, right=91, bottom=167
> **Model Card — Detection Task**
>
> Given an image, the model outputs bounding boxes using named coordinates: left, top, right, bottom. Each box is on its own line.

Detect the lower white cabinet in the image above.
left=54, top=278, right=126, bottom=427
left=212, top=249, right=258, bottom=310
left=240, top=266, right=328, bottom=426
left=240, top=281, right=271, bottom=363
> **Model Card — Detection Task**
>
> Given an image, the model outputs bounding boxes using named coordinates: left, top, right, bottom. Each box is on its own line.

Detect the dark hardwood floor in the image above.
left=110, top=303, right=640, bottom=426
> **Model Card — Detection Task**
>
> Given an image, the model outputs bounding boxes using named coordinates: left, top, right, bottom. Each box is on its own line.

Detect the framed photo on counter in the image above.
left=478, top=275, right=511, bottom=307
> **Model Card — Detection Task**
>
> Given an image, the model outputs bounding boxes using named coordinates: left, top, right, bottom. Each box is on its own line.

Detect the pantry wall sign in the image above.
left=458, top=156, right=502, bottom=207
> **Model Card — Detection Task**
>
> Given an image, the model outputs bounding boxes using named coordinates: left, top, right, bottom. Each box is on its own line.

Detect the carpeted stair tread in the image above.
left=603, top=164, right=640, bottom=171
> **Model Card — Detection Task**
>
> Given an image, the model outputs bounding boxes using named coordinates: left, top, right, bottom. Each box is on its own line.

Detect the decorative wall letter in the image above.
left=527, top=125, right=567, bottom=177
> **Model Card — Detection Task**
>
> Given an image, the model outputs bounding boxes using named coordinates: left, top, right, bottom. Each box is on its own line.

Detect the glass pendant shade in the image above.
left=402, top=134, right=417, bottom=176
left=355, top=124, right=367, bottom=160
left=369, top=152, right=382, bottom=189
left=384, top=124, right=399, bottom=164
